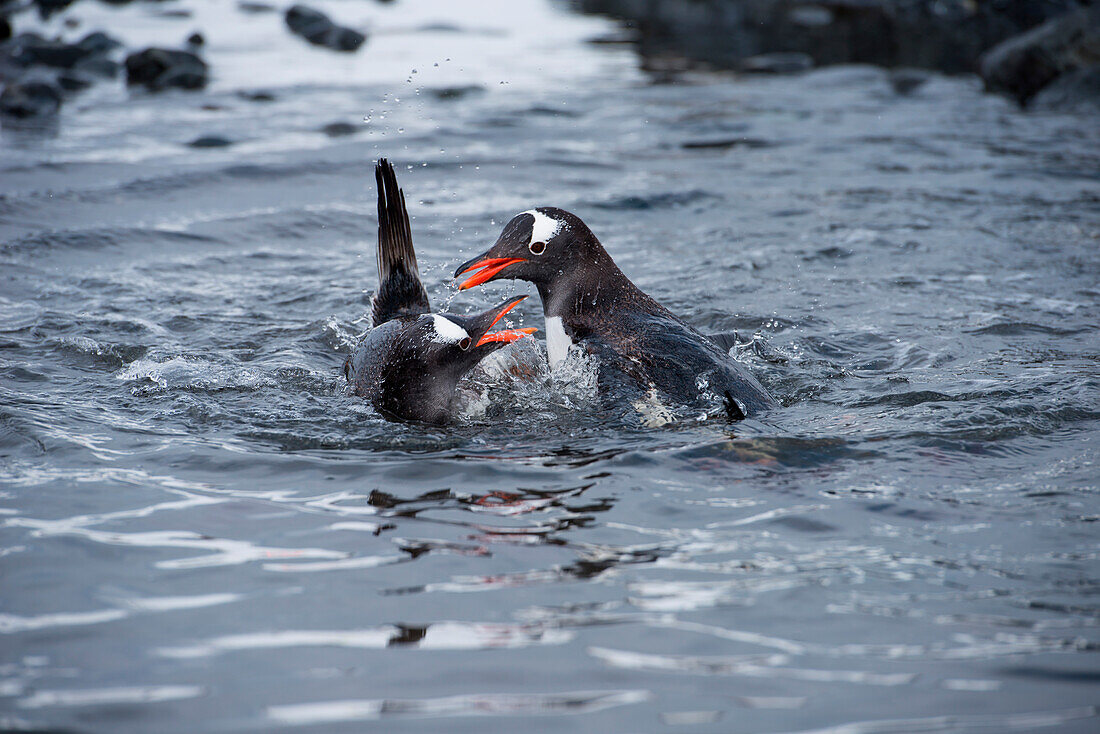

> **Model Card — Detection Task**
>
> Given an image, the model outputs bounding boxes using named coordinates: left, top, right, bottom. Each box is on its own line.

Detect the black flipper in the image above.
left=724, top=390, right=747, bottom=421
left=370, top=159, right=431, bottom=327
left=707, top=331, right=741, bottom=354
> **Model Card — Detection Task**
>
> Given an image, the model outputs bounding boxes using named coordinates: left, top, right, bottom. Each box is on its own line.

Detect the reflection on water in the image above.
left=2, top=0, right=1099, bottom=732
left=267, top=688, right=653, bottom=726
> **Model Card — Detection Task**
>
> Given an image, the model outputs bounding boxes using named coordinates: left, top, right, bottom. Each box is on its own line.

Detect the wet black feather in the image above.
left=371, top=158, right=430, bottom=327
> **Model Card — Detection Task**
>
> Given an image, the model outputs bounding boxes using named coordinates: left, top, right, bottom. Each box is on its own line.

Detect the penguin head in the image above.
left=414, top=295, right=536, bottom=376
left=454, top=208, right=601, bottom=289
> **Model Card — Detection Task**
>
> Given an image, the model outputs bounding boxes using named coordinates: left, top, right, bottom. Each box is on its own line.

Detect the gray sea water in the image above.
left=2, top=1, right=1098, bottom=732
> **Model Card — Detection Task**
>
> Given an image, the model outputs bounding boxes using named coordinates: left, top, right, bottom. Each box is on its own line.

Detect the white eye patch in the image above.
left=428, top=315, right=469, bottom=343
left=524, top=209, right=562, bottom=247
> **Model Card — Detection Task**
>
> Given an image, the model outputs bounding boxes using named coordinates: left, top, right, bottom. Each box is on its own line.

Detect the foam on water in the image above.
left=116, top=356, right=275, bottom=391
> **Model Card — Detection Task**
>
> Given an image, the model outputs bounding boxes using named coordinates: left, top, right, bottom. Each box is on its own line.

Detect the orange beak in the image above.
left=476, top=327, right=538, bottom=347
left=474, top=295, right=537, bottom=347
left=456, top=257, right=525, bottom=290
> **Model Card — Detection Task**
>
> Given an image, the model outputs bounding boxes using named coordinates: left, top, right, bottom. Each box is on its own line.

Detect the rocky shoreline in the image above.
left=2, top=0, right=1097, bottom=126
left=577, top=0, right=1100, bottom=108
left=0, top=0, right=370, bottom=124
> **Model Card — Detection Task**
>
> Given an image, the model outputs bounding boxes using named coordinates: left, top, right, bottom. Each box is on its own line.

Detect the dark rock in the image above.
left=739, top=51, right=814, bottom=73
left=187, top=135, right=232, bottom=148
left=286, top=5, right=328, bottom=35
left=125, top=47, right=208, bottom=91
left=888, top=67, right=930, bottom=95
left=0, top=78, right=62, bottom=118
left=0, top=30, right=121, bottom=75
left=1032, top=63, right=1100, bottom=110
left=285, top=5, right=366, bottom=52
left=34, top=0, right=77, bottom=20
left=238, top=1, right=276, bottom=13
left=979, top=5, right=1100, bottom=106
left=1, top=17, right=11, bottom=43
left=5, top=33, right=88, bottom=69
left=76, top=31, right=122, bottom=55
left=576, top=0, right=1087, bottom=75
left=326, top=26, right=364, bottom=51
left=56, top=69, right=94, bottom=91
left=187, top=32, right=204, bottom=47
left=321, top=121, right=358, bottom=136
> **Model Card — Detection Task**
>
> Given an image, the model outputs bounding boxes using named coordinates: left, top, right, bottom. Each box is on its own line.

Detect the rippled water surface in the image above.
left=2, top=1, right=1099, bottom=732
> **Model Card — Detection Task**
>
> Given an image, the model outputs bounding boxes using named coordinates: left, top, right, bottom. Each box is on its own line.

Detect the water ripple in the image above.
left=18, top=685, right=204, bottom=709
left=784, top=706, right=1097, bottom=734
left=588, top=647, right=916, bottom=686
left=267, top=689, right=651, bottom=725
left=159, top=621, right=573, bottom=659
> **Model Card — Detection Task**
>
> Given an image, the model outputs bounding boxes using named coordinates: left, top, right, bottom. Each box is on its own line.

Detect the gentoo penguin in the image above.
left=345, top=160, right=535, bottom=424
left=453, top=207, right=776, bottom=419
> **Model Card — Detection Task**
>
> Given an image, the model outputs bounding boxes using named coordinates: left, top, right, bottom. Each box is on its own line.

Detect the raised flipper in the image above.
left=723, top=390, right=747, bottom=421
left=371, top=159, right=431, bottom=327
left=706, top=331, right=741, bottom=354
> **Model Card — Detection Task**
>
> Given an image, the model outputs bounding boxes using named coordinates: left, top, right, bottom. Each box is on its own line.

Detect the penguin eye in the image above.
left=459, top=337, right=471, bottom=351
left=529, top=240, right=546, bottom=255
